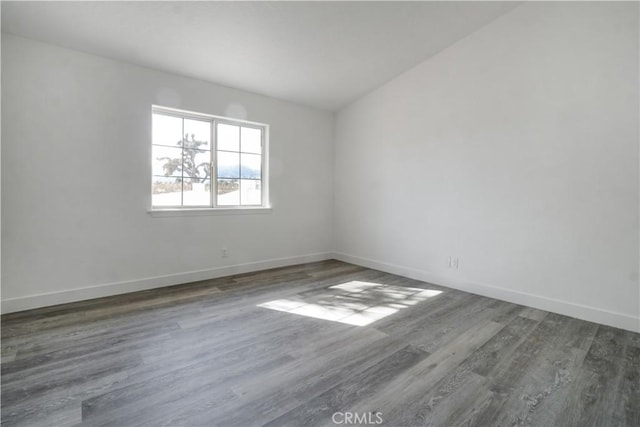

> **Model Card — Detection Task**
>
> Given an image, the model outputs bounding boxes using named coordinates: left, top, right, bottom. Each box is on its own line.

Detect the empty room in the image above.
left=1, top=1, right=639, bottom=426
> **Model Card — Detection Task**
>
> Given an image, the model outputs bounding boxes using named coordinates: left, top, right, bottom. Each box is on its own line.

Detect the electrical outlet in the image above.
left=221, top=248, right=229, bottom=258
left=447, top=256, right=452, bottom=268
left=453, top=257, right=459, bottom=269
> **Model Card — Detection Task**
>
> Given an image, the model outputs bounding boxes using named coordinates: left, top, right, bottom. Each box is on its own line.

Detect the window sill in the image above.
left=148, top=207, right=272, bottom=217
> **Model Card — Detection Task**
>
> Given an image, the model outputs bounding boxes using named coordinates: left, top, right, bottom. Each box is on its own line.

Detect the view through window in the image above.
left=151, top=107, right=267, bottom=209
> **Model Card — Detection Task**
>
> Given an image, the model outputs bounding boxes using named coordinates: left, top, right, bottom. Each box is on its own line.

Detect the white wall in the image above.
left=334, top=2, right=640, bottom=332
left=1, top=34, right=334, bottom=312
left=2, top=3, right=639, bottom=333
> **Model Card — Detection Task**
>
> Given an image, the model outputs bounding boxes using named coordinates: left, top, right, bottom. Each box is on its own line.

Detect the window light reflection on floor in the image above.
left=257, top=281, right=443, bottom=326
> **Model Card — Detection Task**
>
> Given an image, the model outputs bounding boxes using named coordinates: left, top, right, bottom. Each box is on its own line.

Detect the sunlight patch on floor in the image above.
left=257, top=281, right=443, bottom=326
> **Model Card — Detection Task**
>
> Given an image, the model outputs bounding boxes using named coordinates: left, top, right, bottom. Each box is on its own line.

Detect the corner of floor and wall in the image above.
left=2, top=2, right=639, bottom=333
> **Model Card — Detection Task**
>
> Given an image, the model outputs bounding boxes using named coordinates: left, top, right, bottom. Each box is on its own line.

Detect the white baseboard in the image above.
left=4, top=251, right=638, bottom=334
left=1, top=252, right=333, bottom=314
left=333, top=252, right=640, bottom=333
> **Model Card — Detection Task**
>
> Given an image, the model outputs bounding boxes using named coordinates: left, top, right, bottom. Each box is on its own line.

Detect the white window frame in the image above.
left=149, top=105, right=270, bottom=216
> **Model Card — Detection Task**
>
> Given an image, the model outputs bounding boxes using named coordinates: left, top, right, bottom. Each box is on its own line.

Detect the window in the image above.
left=151, top=106, right=268, bottom=210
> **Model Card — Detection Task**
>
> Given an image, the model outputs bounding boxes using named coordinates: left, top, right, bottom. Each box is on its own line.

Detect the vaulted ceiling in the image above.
left=2, top=1, right=518, bottom=111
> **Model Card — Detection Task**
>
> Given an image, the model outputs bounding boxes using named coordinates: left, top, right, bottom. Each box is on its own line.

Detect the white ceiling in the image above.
left=1, top=1, right=518, bottom=111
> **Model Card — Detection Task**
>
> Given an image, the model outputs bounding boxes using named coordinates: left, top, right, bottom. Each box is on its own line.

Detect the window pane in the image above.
left=183, top=119, right=211, bottom=150
left=183, top=178, right=211, bottom=207
left=241, top=180, right=262, bottom=205
left=217, top=123, right=239, bottom=152
left=217, top=151, right=240, bottom=179
left=241, top=153, right=261, bottom=179
left=153, top=113, right=182, bottom=147
left=183, top=149, right=211, bottom=181
left=217, top=179, right=240, bottom=206
left=153, top=145, right=182, bottom=177
left=152, top=108, right=267, bottom=209
left=152, top=176, right=182, bottom=207
left=241, top=127, right=262, bottom=154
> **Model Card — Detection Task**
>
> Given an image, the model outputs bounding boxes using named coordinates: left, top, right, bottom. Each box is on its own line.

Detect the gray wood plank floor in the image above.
left=2, top=260, right=639, bottom=426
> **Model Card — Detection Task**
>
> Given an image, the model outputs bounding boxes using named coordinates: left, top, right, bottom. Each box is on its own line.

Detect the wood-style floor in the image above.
left=1, top=260, right=639, bottom=426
